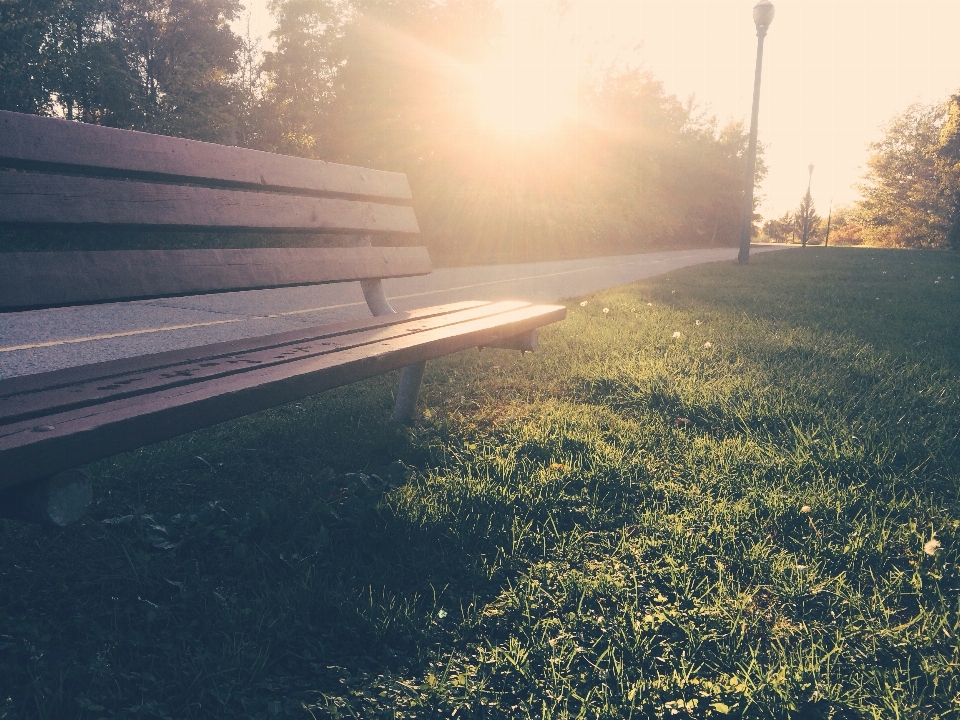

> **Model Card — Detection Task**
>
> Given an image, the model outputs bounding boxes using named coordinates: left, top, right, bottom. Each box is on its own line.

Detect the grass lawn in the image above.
left=2, top=247, right=959, bottom=719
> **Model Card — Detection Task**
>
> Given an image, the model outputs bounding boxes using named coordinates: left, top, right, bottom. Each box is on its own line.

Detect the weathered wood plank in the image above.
left=0, top=172, right=420, bottom=233
left=0, top=302, right=567, bottom=488
left=0, top=301, right=487, bottom=397
left=0, top=246, right=432, bottom=311
left=0, top=301, right=514, bottom=423
left=0, top=110, right=412, bottom=200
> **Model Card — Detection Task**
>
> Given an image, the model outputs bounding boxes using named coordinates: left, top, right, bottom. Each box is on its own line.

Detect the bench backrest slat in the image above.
left=0, top=110, right=411, bottom=201
left=0, top=247, right=433, bottom=311
left=0, top=173, right=420, bottom=234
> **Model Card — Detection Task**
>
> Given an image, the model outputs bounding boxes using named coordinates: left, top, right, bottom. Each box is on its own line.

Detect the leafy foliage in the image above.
left=856, top=97, right=960, bottom=249
left=0, top=0, right=760, bottom=261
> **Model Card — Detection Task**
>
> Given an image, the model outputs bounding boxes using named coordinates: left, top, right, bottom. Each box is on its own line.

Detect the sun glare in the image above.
left=476, top=57, right=576, bottom=136
left=473, top=2, right=577, bottom=137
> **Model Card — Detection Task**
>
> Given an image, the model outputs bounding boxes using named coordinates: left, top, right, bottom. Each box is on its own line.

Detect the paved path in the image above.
left=0, top=245, right=787, bottom=379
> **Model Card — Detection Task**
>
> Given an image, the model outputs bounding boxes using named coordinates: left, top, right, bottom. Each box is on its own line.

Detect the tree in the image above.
left=762, top=211, right=791, bottom=242
left=824, top=204, right=862, bottom=246
left=794, top=187, right=820, bottom=247
left=115, top=0, right=242, bottom=140
left=13, top=0, right=241, bottom=139
left=45, top=0, right=141, bottom=126
left=252, top=0, right=346, bottom=156
left=939, top=93, right=960, bottom=249
left=0, top=0, right=60, bottom=113
left=856, top=98, right=959, bottom=248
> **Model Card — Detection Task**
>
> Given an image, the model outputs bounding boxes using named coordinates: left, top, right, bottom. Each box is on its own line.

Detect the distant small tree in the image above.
left=762, top=214, right=790, bottom=242
left=794, top=189, right=820, bottom=247
left=827, top=205, right=864, bottom=246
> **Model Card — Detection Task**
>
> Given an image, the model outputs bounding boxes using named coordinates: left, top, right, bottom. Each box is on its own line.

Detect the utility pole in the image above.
left=824, top=199, right=832, bottom=247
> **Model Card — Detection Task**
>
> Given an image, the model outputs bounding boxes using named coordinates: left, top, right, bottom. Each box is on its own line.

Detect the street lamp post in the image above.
left=738, top=0, right=776, bottom=265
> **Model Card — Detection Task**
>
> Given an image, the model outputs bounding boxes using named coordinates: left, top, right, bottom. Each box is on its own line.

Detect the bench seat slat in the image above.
left=0, top=301, right=520, bottom=424
left=0, top=301, right=487, bottom=396
left=0, top=110, right=412, bottom=200
left=0, top=301, right=567, bottom=488
left=0, top=172, right=420, bottom=233
left=0, top=247, right=432, bottom=311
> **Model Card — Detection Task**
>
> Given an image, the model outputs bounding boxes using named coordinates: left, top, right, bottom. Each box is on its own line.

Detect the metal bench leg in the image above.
left=391, top=360, right=427, bottom=423
left=0, top=469, right=92, bottom=527
left=357, top=266, right=428, bottom=424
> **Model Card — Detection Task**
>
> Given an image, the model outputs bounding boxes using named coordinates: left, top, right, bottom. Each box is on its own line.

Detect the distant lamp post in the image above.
left=738, top=0, right=776, bottom=265
left=824, top=198, right=833, bottom=246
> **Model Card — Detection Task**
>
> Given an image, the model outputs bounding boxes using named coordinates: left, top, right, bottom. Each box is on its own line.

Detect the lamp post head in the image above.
left=753, top=0, right=775, bottom=36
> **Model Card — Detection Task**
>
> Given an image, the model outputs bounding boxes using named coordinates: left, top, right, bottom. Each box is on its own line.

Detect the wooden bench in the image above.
left=0, top=110, right=566, bottom=526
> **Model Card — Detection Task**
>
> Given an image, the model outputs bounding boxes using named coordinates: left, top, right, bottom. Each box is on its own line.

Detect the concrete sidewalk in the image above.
left=0, top=245, right=787, bottom=379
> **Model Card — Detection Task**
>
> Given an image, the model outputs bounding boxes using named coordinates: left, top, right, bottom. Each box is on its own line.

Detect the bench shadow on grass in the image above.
left=0, top=367, right=515, bottom=719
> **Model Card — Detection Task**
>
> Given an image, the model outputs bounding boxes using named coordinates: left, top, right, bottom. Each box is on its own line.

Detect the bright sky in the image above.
left=235, top=0, right=960, bottom=220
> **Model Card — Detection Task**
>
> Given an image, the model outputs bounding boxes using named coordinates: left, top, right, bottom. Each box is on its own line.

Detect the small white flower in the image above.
left=647, top=302, right=653, bottom=306
left=695, top=320, right=701, bottom=326
left=800, top=505, right=811, bottom=514
left=579, top=301, right=588, bottom=307
left=703, top=341, right=712, bottom=348
left=631, top=307, right=636, bottom=312
left=602, top=307, right=609, bottom=314
left=672, top=331, right=681, bottom=338
left=924, top=537, right=941, bottom=556
left=671, top=290, right=676, bottom=294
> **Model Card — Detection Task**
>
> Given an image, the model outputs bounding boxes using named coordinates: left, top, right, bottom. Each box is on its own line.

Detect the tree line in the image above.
left=762, top=92, right=960, bottom=250
left=854, top=94, right=960, bottom=249
left=1, top=0, right=760, bottom=262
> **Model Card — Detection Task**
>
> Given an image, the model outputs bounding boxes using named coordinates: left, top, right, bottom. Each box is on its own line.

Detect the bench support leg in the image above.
left=391, top=361, right=427, bottom=424
left=359, top=278, right=396, bottom=316
left=0, top=469, right=92, bottom=527
left=357, top=270, right=427, bottom=424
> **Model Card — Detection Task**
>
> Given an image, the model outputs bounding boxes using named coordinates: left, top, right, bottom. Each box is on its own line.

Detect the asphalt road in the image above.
left=0, top=245, right=787, bottom=379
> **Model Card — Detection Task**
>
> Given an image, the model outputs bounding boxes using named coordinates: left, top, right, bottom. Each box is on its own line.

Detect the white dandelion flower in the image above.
left=672, top=331, right=681, bottom=338
left=580, top=301, right=588, bottom=307
left=703, top=341, right=712, bottom=348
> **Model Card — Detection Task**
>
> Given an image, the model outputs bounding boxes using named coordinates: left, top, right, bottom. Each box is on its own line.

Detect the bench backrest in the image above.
left=0, top=111, right=431, bottom=311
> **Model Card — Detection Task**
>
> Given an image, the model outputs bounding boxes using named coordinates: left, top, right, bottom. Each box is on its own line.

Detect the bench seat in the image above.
left=0, top=300, right=564, bottom=490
